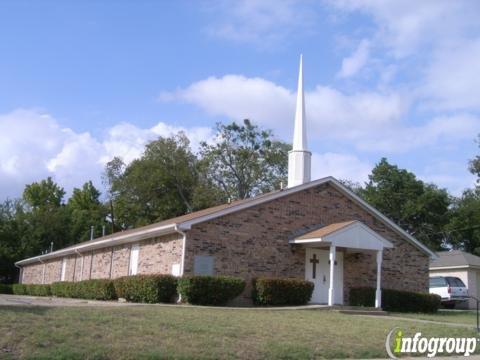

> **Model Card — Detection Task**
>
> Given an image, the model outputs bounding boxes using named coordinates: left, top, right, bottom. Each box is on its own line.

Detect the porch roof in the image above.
left=290, top=220, right=393, bottom=251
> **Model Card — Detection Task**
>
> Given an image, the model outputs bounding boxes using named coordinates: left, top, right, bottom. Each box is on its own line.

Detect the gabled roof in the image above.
left=296, top=221, right=357, bottom=240
left=15, top=176, right=436, bottom=266
left=430, top=250, right=480, bottom=270
left=291, top=220, right=394, bottom=251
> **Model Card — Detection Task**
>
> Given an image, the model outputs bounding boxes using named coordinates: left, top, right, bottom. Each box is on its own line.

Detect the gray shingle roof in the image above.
left=430, top=250, right=480, bottom=269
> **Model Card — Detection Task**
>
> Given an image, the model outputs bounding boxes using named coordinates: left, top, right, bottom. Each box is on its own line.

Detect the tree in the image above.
left=200, top=119, right=290, bottom=200
left=359, top=158, right=451, bottom=250
left=104, top=133, right=220, bottom=228
left=67, top=181, right=107, bottom=241
left=21, top=177, right=71, bottom=256
left=446, top=189, right=480, bottom=254
left=469, top=135, right=480, bottom=183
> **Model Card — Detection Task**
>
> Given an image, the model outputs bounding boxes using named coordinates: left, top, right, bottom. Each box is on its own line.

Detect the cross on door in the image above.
left=310, top=253, right=319, bottom=279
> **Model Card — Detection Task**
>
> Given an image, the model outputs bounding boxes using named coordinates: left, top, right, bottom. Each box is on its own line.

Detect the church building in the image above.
left=16, top=57, right=435, bottom=307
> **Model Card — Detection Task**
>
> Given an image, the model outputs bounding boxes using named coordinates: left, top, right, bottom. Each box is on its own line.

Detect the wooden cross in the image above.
left=310, top=253, right=319, bottom=279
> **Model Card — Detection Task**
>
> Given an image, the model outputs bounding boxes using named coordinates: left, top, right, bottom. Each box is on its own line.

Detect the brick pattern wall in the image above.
left=21, top=233, right=183, bottom=284
left=184, top=183, right=429, bottom=303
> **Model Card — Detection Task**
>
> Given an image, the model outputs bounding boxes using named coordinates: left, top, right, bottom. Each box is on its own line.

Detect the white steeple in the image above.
left=288, top=54, right=311, bottom=188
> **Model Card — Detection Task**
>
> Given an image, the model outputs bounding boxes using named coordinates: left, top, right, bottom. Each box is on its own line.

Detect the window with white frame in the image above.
left=60, top=258, right=67, bottom=281
left=129, top=244, right=140, bottom=275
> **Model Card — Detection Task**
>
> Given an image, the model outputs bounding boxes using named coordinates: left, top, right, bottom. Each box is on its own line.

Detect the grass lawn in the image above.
left=1, top=305, right=479, bottom=359
left=391, top=309, right=479, bottom=325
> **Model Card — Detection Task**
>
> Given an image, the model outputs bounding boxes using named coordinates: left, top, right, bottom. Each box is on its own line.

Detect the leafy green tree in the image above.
left=67, top=181, right=107, bottom=241
left=104, top=133, right=220, bottom=228
left=359, top=158, right=451, bottom=250
left=446, top=189, right=480, bottom=254
left=200, top=119, right=290, bottom=200
left=21, top=177, right=71, bottom=255
left=0, top=199, right=24, bottom=282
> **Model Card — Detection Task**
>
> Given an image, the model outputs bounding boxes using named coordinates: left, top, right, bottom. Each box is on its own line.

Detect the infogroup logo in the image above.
left=385, top=327, right=478, bottom=358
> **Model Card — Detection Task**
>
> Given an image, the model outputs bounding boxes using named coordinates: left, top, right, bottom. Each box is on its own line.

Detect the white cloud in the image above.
left=337, top=39, right=370, bottom=78
left=311, top=152, right=372, bottom=184
left=0, top=109, right=212, bottom=200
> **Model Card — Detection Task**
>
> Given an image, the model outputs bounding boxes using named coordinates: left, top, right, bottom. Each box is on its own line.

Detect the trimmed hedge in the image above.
left=0, top=284, right=13, bottom=294
left=178, top=275, right=245, bottom=305
left=252, top=277, right=314, bottom=306
left=114, top=275, right=178, bottom=303
left=349, top=287, right=441, bottom=313
left=12, top=284, right=51, bottom=296
left=51, top=280, right=117, bottom=301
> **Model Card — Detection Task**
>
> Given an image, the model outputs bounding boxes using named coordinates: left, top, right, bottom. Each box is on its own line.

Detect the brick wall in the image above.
left=184, top=183, right=430, bottom=303
left=21, top=233, right=183, bottom=284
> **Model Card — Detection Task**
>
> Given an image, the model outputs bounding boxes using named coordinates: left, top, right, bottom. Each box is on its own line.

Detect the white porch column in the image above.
left=328, top=245, right=336, bottom=306
left=375, top=250, right=383, bottom=309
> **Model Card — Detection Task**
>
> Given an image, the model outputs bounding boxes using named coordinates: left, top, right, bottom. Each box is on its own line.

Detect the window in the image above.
left=193, top=255, right=214, bottom=275
left=61, top=258, right=67, bottom=281
left=446, top=277, right=466, bottom=287
left=429, top=277, right=447, bottom=288
left=129, top=244, right=140, bottom=275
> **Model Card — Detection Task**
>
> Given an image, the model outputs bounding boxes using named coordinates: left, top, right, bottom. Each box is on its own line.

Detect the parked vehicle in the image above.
left=429, top=276, right=469, bottom=309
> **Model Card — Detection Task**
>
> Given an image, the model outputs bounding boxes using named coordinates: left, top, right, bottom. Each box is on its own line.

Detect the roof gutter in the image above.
left=15, top=223, right=178, bottom=266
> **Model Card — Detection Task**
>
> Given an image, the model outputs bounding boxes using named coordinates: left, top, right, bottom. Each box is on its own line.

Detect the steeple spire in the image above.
left=293, top=54, right=307, bottom=150
left=288, top=54, right=311, bottom=188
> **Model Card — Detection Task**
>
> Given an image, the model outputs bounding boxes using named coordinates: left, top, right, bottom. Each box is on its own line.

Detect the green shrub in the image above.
left=51, top=280, right=117, bottom=300
left=12, top=284, right=27, bottom=295
left=0, top=284, right=13, bottom=294
left=114, top=274, right=178, bottom=303
left=12, top=284, right=51, bottom=296
left=177, top=275, right=245, bottom=306
left=252, top=277, right=314, bottom=306
left=28, top=284, right=51, bottom=296
left=349, top=287, right=441, bottom=313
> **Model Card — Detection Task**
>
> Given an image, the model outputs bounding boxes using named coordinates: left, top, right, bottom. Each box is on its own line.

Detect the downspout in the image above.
left=174, top=225, right=187, bottom=276
left=14, top=264, right=23, bottom=284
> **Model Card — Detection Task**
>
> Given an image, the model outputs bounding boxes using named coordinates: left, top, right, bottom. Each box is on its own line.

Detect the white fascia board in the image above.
left=327, top=178, right=437, bottom=259
left=289, top=238, right=325, bottom=244
left=429, top=265, right=473, bottom=271
left=15, top=224, right=177, bottom=266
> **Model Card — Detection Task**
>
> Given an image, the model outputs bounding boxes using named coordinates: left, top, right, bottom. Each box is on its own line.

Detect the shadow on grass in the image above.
left=0, top=305, right=52, bottom=316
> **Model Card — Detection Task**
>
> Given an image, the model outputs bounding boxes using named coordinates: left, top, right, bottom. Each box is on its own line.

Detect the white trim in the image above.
left=128, top=244, right=140, bottom=276
left=430, top=265, right=479, bottom=271
left=175, top=226, right=187, bottom=276
left=60, top=258, right=67, bottom=282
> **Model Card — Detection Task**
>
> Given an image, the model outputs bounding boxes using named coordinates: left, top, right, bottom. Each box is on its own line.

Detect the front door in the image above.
left=305, top=248, right=343, bottom=304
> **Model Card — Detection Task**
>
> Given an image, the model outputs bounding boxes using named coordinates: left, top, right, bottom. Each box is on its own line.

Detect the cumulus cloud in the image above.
left=0, top=109, right=212, bottom=200
left=160, top=74, right=408, bottom=142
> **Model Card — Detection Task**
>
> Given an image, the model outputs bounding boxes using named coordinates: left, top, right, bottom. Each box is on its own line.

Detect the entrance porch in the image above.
left=290, top=220, right=393, bottom=308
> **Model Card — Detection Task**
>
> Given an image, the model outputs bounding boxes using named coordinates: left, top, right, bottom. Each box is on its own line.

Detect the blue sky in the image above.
left=1, top=0, right=479, bottom=200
